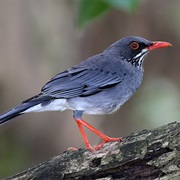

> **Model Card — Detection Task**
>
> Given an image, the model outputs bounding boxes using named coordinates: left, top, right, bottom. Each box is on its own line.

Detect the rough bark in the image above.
left=4, top=122, right=180, bottom=180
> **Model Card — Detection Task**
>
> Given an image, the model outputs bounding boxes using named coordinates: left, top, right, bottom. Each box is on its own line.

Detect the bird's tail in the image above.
left=0, top=94, right=52, bottom=125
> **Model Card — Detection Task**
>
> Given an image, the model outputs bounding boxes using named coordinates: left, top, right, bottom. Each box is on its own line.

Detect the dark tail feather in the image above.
left=0, top=99, right=42, bottom=125
left=0, top=93, right=54, bottom=125
left=0, top=94, right=52, bottom=125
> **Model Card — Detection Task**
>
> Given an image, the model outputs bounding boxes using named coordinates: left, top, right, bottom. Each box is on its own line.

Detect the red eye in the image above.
left=130, top=42, right=139, bottom=50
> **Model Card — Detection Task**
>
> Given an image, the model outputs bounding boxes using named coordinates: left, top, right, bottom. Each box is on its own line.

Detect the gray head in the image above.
left=105, top=36, right=172, bottom=67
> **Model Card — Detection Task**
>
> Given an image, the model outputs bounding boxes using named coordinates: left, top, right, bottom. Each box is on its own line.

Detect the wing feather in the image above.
left=41, top=67, right=122, bottom=98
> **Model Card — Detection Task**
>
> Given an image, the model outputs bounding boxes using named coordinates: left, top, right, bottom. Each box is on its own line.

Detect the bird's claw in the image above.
left=92, top=137, right=121, bottom=151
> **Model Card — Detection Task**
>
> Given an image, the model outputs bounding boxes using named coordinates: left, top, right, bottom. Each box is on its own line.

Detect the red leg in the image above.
left=75, top=119, right=95, bottom=151
left=78, top=119, right=120, bottom=142
left=74, top=118, right=121, bottom=150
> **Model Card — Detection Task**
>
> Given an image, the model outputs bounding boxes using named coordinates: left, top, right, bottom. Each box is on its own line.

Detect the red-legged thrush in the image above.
left=0, top=36, right=172, bottom=150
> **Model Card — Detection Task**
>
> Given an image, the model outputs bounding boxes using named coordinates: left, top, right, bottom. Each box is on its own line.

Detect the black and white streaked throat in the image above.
left=127, top=48, right=148, bottom=68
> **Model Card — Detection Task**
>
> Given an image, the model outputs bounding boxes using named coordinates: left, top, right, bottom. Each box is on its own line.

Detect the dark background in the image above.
left=0, top=0, right=179, bottom=178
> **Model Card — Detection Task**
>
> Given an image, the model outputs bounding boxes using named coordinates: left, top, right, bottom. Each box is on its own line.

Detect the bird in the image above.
left=0, top=36, right=171, bottom=151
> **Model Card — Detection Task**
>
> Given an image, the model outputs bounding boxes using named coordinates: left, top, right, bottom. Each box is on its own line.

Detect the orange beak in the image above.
left=147, top=41, right=172, bottom=51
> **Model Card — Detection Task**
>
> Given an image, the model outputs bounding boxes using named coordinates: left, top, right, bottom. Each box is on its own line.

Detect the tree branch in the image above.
left=4, top=122, right=180, bottom=180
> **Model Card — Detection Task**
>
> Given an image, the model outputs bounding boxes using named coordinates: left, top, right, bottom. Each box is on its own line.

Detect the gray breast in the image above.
left=67, top=65, right=144, bottom=115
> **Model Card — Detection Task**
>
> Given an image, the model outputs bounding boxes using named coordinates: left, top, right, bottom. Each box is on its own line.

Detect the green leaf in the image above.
left=77, top=0, right=110, bottom=28
left=105, top=0, right=139, bottom=12
left=77, top=0, right=139, bottom=28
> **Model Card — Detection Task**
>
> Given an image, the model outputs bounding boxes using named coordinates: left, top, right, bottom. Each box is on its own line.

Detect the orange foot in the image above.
left=74, top=118, right=121, bottom=151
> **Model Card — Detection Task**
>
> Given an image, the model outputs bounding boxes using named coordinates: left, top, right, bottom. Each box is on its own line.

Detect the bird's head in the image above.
left=107, top=36, right=172, bottom=67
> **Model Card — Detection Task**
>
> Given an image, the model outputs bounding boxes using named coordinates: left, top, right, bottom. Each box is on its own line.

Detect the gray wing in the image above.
left=41, top=66, right=122, bottom=98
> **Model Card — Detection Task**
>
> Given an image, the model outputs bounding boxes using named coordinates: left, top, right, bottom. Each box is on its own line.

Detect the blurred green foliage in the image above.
left=77, top=0, right=139, bottom=28
left=0, top=135, right=32, bottom=178
left=133, top=79, right=180, bottom=128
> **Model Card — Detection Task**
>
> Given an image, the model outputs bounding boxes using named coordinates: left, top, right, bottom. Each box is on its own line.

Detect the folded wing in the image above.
left=41, top=67, right=122, bottom=98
